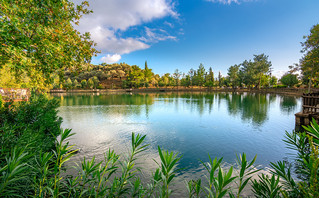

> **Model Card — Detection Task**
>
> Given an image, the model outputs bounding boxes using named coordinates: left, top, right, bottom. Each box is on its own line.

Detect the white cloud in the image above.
left=101, top=54, right=122, bottom=64
left=205, top=0, right=255, bottom=5
left=89, top=26, right=150, bottom=54
left=139, top=27, right=177, bottom=43
left=74, top=0, right=178, bottom=60
left=78, top=0, right=177, bottom=31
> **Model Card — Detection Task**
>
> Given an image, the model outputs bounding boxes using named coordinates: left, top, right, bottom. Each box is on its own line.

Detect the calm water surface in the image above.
left=52, top=92, right=301, bottom=196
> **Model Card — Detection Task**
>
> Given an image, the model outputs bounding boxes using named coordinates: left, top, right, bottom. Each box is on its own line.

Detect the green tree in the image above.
left=0, top=0, right=98, bottom=88
left=300, top=24, right=319, bottom=92
left=239, top=54, right=272, bottom=88
left=92, top=76, right=99, bottom=88
left=64, top=78, right=73, bottom=90
left=218, top=71, right=223, bottom=87
left=73, top=79, right=81, bottom=89
left=227, top=65, right=240, bottom=88
left=197, top=63, right=206, bottom=87
left=81, top=79, right=87, bottom=88
left=173, top=69, right=181, bottom=88
left=253, top=54, right=272, bottom=89
left=127, top=65, right=144, bottom=88
left=270, top=76, right=278, bottom=87
left=205, top=67, right=214, bottom=88
left=280, top=73, right=299, bottom=87
left=87, top=78, right=94, bottom=89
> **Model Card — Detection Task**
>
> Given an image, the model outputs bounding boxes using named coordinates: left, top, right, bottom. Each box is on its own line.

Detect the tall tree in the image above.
left=253, top=54, right=272, bottom=89
left=144, top=61, right=153, bottom=86
left=197, top=63, right=206, bottom=86
left=172, top=69, right=181, bottom=88
left=0, top=0, right=98, bottom=88
left=227, top=64, right=240, bottom=88
left=300, top=24, right=319, bottom=92
left=205, top=67, right=214, bottom=88
left=239, top=54, right=271, bottom=88
left=218, top=71, right=223, bottom=87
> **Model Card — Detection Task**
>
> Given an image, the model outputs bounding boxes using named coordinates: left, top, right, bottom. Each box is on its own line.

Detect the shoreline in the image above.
left=49, top=87, right=318, bottom=96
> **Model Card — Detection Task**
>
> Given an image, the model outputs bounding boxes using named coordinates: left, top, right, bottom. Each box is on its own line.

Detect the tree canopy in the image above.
left=0, top=0, right=98, bottom=88
left=280, top=73, right=299, bottom=87
left=300, top=24, right=319, bottom=91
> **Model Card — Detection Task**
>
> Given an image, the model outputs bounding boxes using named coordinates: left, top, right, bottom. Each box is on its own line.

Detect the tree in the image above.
left=172, top=69, right=181, bottom=88
left=300, top=24, right=319, bottom=92
left=0, top=0, right=98, bottom=88
left=218, top=71, right=223, bottom=87
left=144, top=61, right=153, bottom=85
left=73, top=79, right=81, bottom=89
left=197, top=63, right=206, bottom=87
left=81, top=79, right=87, bottom=88
left=87, top=78, right=94, bottom=89
left=92, top=76, right=99, bottom=88
left=280, top=73, right=299, bottom=87
left=64, top=78, right=73, bottom=90
left=127, top=65, right=144, bottom=88
left=253, top=54, right=272, bottom=88
left=227, top=65, right=240, bottom=88
left=270, top=76, right=278, bottom=87
left=205, top=67, right=214, bottom=88
left=239, top=54, right=272, bottom=88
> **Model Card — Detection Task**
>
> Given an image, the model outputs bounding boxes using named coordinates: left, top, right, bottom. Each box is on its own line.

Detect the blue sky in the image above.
left=77, top=0, right=319, bottom=77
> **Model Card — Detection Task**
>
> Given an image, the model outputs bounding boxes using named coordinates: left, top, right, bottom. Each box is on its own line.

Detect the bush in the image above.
left=0, top=93, right=62, bottom=196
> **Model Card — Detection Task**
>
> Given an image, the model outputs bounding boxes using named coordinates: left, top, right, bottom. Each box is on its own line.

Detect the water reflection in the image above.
left=53, top=92, right=293, bottom=126
left=52, top=92, right=301, bottom=197
left=280, top=95, right=298, bottom=115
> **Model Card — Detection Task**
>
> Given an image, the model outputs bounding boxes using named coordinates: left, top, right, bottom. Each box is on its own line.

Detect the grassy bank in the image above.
left=1, top=94, right=319, bottom=197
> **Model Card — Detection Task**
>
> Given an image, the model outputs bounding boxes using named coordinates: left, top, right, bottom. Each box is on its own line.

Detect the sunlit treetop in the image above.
left=0, top=0, right=99, bottom=88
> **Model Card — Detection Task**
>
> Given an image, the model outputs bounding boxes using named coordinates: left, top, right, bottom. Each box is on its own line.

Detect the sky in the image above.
left=75, top=0, right=319, bottom=78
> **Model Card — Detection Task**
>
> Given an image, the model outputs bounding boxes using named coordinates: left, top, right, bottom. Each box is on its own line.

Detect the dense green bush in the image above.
left=0, top=93, right=62, bottom=196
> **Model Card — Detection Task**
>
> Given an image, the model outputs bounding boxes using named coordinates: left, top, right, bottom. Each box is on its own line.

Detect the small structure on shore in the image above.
left=0, top=88, right=30, bottom=102
left=295, top=92, right=319, bottom=127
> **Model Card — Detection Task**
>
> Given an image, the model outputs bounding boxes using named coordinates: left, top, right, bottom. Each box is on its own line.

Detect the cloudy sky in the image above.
left=75, top=0, right=319, bottom=77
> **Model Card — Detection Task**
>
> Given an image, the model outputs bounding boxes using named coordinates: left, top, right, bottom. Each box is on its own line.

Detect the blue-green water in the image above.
left=53, top=92, right=301, bottom=195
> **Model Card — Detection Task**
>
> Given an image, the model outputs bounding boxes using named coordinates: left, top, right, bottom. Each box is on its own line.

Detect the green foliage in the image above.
left=303, top=117, right=319, bottom=145
left=199, top=155, right=237, bottom=198
left=227, top=65, right=240, bottom=88
left=81, top=79, right=87, bottom=88
left=280, top=73, right=299, bottom=87
left=0, top=93, right=62, bottom=195
left=300, top=24, right=319, bottom=91
left=231, top=153, right=259, bottom=198
left=64, top=78, right=73, bottom=90
left=252, top=174, right=282, bottom=198
left=87, top=78, right=94, bottom=89
left=0, top=0, right=98, bottom=88
left=157, top=146, right=181, bottom=197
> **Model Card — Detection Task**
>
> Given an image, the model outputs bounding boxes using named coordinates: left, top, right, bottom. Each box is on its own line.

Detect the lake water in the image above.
left=52, top=92, right=301, bottom=196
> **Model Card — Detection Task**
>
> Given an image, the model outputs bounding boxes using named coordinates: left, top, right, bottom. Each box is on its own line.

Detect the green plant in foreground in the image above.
left=229, top=153, right=259, bottom=198
left=252, top=174, right=282, bottom=198
left=157, top=146, right=182, bottom=198
left=0, top=148, right=28, bottom=196
left=113, top=133, right=149, bottom=197
left=200, top=155, right=236, bottom=198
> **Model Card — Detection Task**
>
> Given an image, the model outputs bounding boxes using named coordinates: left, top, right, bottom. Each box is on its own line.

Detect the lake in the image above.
left=52, top=92, right=301, bottom=196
